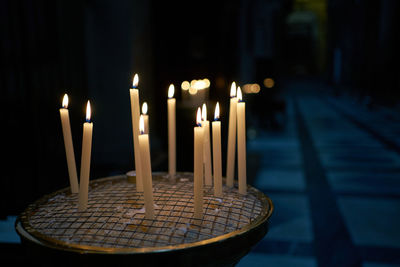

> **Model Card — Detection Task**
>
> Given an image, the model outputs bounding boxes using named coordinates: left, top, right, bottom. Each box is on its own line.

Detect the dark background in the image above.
left=1, top=0, right=400, bottom=265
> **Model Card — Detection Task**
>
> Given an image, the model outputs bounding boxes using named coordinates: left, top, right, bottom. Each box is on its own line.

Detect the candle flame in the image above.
left=202, top=103, right=207, bottom=121
left=86, top=100, right=91, bottom=122
left=142, top=102, right=148, bottom=115
left=237, top=86, right=242, bottom=101
left=214, top=102, right=220, bottom=120
left=139, top=115, right=145, bottom=134
left=196, top=107, right=202, bottom=126
left=62, top=94, right=69, bottom=108
left=230, top=82, right=236, bottom=97
left=132, top=74, right=139, bottom=88
left=168, top=84, right=175, bottom=98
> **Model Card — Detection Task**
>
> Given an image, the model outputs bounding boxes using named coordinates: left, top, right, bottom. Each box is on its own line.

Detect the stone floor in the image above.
left=238, top=80, right=400, bottom=267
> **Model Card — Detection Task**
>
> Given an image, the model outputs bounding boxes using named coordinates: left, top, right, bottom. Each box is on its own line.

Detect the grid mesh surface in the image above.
left=23, top=173, right=265, bottom=249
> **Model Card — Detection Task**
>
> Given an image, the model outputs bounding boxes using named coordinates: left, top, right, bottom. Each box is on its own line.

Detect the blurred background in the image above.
left=1, top=0, right=400, bottom=266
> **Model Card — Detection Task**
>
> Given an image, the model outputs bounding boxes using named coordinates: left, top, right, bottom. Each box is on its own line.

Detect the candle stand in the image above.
left=16, top=172, right=273, bottom=267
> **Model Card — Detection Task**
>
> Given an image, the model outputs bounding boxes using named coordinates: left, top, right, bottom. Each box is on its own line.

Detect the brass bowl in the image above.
left=16, top=172, right=273, bottom=266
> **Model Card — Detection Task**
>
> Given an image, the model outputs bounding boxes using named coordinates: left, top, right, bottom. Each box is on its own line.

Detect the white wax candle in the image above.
left=78, top=101, right=93, bottom=212
left=236, top=87, right=247, bottom=195
left=212, top=102, right=222, bottom=197
left=59, top=94, right=79, bottom=194
left=139, top=116, right=155, bottom=219
left=129, top=74, right=143, bottom=191
left=167, top=84, right=176, bottom=176
left=142, top=102, right=149, bottom=134
left=226, top=82, right=237, bottom=187
left=194, top=108, right=204, bottom=219
left=201, top=104, right=212, bottom=186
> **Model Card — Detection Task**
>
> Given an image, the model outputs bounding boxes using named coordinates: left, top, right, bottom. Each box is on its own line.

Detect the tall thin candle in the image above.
left=226, top=82, right=237, bottom=187
left=167, top=84, right=176, bottom=176
left=59, top=94, right=79, bottom=194
left=236, top=87, right=247, bottom=195
left=212, top=102, right=222, bottom=197
left=78, top=101, right=93, bottom=212
left=194, top=108, right=204, bottom=219
left=202, top=104, right=212, bottom=186
left=138, top=115, right=155, bottom=219
left=130, top=74, right=143, bottom=191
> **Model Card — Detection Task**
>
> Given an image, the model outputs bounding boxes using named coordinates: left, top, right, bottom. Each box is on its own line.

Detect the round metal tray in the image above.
left=16, top=172, right=273, bottom=266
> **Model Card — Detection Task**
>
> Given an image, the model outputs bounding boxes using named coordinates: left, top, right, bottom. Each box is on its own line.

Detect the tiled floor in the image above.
left=239, top=81, right=400, bottom=267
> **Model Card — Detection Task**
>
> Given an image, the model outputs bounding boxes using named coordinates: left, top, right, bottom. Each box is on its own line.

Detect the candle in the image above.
left=59, top=94, right=79, bottom=194
left=78, top=101, right=93, bottom=212
left=142, top=102, right=149, bottom=134
left=129, top=74, right=143, bottom=191
left=194, top=108, right=204, bottom=219
left=167, top=84, right=176, bottom=176
left=236, top=87, right=247, bottom=195
left=226, top=82, right=237, bottom=187
left=212, top=102, right=222, bottom=197
left=138, top=115, right=155, bottom=219
left=201, top=103, right=212, bottom=186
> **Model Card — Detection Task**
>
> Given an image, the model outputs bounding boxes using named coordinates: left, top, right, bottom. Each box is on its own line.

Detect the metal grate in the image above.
left=21, top=173, right=267, bottom=251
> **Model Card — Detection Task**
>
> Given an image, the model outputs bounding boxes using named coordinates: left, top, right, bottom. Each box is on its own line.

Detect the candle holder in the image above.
left=16, top=172, right=273, bottom=267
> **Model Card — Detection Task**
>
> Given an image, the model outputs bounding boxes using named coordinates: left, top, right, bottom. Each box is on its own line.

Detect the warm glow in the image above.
left=202, top=103, right=207, bottom=121
left=251, top=84, right=261, bottom=93
left=139, top=115, right=145, bottom=134
left=168, top=84, right=175, bottom=98
left=192, top=80, right=206, bottom=90
left=243, top=83, right=261, bottom=94
left=230, top=82, right=236, bottom=97
left=181, top=81, right=190, bottom=90
left=132, top=74, right=139, bottom=88
left=263, top=78, right=274, bottom=88
left=62, top=94, right=69, bottom=108
left=86, top=100, right=91, bottom=122
left=214, top=102, right=220, bottom=120
left=204, top=78, right=210, bottom=88
left=196, top=107, right=202, bottom=126
left=237, top=87, right=242, bottom=101
left=183, top=78, right=210, bottom=93
left=142, top=102, right=148, bottom=115
left=189, top=86, right=198, bottom=95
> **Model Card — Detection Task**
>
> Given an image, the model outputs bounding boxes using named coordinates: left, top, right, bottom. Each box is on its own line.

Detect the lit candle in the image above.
left=129, top=74, right=143, bottom=191
left=236, top=87, right=247, bottom=195
left=201, top=103, right=212, bottom=186
left=212, top=102, right=222, bottom=197
left=194, top=108, right=204, bottom=219
left=59, top=94, right=79, bottom=194
left=78, top=101, right=93, bottom=212
left=167, top=84, right=176, bottom=176
left=142, top=102, right=149, bottom=134
left=226, top=82, right=237, bottom=187
left=138, top=115, right=155, bottom=219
